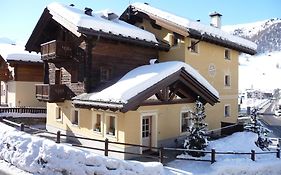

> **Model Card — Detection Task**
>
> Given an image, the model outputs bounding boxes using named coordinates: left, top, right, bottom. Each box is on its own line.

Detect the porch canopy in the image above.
left=72, top=61, right=219, bottom=112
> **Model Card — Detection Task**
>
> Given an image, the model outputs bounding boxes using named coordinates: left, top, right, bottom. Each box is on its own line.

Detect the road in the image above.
left=259, top=100, right=281, bottom=138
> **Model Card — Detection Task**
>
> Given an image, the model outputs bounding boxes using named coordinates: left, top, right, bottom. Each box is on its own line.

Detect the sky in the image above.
left=0, top=0, right=280, bottom=44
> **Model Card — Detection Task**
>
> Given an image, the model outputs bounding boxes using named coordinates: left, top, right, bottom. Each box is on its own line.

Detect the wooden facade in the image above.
left=8, top=61, right=43, bottom=82
left=27, top=10, right=159, bottom=103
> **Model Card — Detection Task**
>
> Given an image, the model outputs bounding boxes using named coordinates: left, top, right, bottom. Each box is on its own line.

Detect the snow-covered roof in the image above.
left=73, top=61, right=219, bottom=109
left=0, top=43, right=41, bottom=63
left=47, top=2, right=158, bottom=43
left=129, top=2, right=257, bottom=53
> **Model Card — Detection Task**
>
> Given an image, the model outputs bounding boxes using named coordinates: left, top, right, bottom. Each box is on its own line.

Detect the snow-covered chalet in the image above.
left=25, top=2, right=219, bottom=158
left=0, top=43, right=45, bottom=107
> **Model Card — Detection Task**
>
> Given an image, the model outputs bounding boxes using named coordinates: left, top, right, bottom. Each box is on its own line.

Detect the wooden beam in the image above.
left=140, top=98, right=194, bottom=106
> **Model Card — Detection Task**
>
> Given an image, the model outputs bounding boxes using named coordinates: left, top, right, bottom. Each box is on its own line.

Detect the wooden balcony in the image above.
left=41, top=40, right=73, bottom=61
left=35, top=84, right=66, bottom=102
left=0, top=68, right=10, bottom=81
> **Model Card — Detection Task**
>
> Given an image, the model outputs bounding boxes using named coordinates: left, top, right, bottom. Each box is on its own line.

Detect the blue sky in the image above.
left=0, top=0, right=280, bottom=43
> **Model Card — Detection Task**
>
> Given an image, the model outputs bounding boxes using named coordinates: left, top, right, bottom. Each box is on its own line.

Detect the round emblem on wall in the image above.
left=208, top=64, right=216, bottom=77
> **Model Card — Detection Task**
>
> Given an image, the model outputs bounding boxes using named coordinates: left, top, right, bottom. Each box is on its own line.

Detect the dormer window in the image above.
left=100, top=67, right=112, bottom=82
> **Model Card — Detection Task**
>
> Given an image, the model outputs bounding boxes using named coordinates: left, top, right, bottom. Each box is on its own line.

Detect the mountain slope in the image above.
left=223, top=18, right=281, bottom=54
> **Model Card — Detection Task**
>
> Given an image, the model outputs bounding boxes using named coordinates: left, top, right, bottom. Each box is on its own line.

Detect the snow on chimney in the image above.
left=85, top=7, right=93, bottom=16
left=209, top=12, right=222, bottom=28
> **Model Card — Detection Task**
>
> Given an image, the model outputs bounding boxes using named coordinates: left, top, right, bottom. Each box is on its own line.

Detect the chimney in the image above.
left=209, top=11, right=222, bottom=28
left=84, top=7, right=93, bottom=16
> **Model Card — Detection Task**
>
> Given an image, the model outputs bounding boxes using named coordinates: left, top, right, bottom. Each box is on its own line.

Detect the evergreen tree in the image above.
left=244, top=108, right=271, bottom=150
left=184, top=98, right=208, bottom=157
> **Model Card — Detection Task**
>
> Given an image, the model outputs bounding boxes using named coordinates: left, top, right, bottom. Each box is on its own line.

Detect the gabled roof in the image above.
left=120, top=2, right=257, bottom=55
left=26, top=2, right=169, bottom=52
left=73, top=61, right=219, bottom=112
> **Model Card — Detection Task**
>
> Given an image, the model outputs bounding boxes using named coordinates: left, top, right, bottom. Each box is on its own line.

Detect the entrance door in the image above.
left=142, top=116, right=152, bottom=149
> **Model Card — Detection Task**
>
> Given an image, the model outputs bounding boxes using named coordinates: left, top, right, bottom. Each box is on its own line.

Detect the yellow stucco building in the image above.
left=120, top=3, right=257, bottom=131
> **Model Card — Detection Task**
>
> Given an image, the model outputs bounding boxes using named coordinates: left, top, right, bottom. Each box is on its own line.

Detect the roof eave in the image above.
left=77, top=27, right=169, bottom=51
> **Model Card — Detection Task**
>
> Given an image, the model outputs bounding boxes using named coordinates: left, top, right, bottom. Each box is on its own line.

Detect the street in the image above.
left=259, top=100, right=281, bottom=138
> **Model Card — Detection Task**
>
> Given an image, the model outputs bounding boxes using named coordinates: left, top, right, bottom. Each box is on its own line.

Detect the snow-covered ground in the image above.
left=0, top=123, right=163, bottom=175
left=239, top=51, right=281, bottom=91
left=1, top=122, right=281, bottom=175
left=165, top=132, right=281, bottom=175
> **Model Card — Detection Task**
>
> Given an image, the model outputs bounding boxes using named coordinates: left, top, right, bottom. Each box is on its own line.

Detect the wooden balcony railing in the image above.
left=0, top=68, right=10, bottom=81
left=35, top=84, right=66, bottom=102
left=41, top=40, right=73, bottom=61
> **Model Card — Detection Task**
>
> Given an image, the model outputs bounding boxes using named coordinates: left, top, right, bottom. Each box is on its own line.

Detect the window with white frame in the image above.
left=224, top=105, right=231, bottom=117
left=106, top=115, right=116, bottom=136
left=181, top=111, right=193, bottom=133
left=93, top=113, right=102, bottom=132
left=224, top=75, right=231, bottom=87
left=224, top=49, right=231, bottom=60
left=189, top=39, right=199, bottom=53
left=71, top=109, right=79, bottom=125
left=56, top=107, right=63, bottom=121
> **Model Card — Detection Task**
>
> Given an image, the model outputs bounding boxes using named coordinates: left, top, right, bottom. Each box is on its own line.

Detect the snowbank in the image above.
left=166, top=132, right=281, bottom=175
left=0, top=123, right=164, bottom=175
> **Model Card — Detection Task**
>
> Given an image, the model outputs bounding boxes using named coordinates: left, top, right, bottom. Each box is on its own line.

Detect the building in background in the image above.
left=0, top=43, right=45, bottom=107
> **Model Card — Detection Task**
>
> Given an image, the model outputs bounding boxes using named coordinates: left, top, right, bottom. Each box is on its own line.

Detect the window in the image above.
left=181, top=111, right=193, bottom=133
left=224, top=49, right=231, bottom=60
left=93, top=113, right=102, bottom=132
left=224, top=75, right=231, bottom=87
left=106, top=115, right=116, bottom=136
left=189, top=39, right=199, bottom=53
left=100, top=67, right=111, bottom=82
left=224, top=105, right=231, bottom=117
left=72, top=109, right=79, bottom=125
left=56, top=107, right=63, bottom=121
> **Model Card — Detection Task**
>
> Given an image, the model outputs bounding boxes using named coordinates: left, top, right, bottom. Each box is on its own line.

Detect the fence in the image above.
left=0, top=119, right=280, bottom=164
left=163, top=147, right=280, bottom=164
left=0, top=107, right=46, bottom=114
left=0, top=119, right=163, bottom=162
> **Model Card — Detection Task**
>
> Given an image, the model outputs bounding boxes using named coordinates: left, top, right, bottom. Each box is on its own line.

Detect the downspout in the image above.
left=187, top=34, right=205, bottom=50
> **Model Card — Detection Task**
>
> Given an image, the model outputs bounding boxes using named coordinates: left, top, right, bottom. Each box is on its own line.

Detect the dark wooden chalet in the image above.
left=26, top=3, right=169, bottom=103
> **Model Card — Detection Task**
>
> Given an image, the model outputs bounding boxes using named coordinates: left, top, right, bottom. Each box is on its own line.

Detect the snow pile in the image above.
left=166, top=132, right=281, bottom=175
left=239, top=51, right=281, bottom=91
left=0, top=43, right=41, bottom=62
left=131, top=2, right=257, bottom=51
left=88, top=61, right=219, bottom=103
left=47, top=2, right=157, bottom=43
left=0, top=123, right=164, bottom=175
